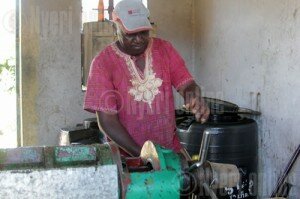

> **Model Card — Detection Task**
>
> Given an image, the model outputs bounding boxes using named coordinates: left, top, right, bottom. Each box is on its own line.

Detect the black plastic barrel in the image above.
left=176, top=111, right=258, bottom=199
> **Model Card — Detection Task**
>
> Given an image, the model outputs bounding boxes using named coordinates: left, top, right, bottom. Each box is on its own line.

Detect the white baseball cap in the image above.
left=112, top=0, right=153, bottom=34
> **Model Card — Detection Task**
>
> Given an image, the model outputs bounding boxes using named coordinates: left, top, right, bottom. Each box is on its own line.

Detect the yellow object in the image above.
left=269, top=198, right=286, bottom=199
left=192, top=155, right=199, bottom=161
left=98, top=0, right=104, bottom=21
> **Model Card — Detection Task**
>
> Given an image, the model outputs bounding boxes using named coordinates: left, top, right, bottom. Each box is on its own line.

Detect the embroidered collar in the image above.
left=111, top=39, right=163, bottom=109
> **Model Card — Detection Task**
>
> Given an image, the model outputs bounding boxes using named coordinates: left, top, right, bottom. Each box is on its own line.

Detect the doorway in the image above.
left=0, top=1, right=17, bottom=148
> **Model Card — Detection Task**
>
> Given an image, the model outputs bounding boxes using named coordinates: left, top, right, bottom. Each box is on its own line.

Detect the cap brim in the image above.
left=117, top=17, right=153, bottom=34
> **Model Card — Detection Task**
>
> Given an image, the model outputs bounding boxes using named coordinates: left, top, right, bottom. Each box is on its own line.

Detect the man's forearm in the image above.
left=96, top=111, right=141, bottom=157
left=178, top=81, right=201, bottom=101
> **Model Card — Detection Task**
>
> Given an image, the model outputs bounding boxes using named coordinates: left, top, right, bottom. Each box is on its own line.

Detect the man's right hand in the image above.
left=96, top=111, right=142, bottom=157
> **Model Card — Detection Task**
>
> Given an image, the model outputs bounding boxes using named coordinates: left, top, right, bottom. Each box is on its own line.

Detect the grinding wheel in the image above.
left=140, top=141, right=161, bottom=170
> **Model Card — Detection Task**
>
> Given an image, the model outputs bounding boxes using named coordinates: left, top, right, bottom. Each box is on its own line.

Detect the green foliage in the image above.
left=0, top=59, right=16, bottom=92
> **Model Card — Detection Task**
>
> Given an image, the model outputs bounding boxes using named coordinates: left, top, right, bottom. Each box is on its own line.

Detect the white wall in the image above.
left=148, top=0, right=194, bottom=69
left=148, top=0, right=195, bottom=107
left=194, top=0, right=300, bottom=197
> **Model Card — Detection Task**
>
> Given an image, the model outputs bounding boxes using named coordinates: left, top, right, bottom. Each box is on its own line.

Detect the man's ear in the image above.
left=111, top=22, right=118, bottom=36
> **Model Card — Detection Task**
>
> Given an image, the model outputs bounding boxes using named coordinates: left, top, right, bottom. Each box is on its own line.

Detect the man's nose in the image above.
left=134, top=34, right=143, bottom=43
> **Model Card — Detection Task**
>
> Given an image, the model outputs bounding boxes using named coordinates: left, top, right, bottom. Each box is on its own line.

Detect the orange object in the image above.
left=98, top=0, right=104, bottom=21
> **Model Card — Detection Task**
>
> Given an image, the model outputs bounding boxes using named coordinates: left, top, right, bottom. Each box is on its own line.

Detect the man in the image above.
left=84, top=0, right=209, bottom=157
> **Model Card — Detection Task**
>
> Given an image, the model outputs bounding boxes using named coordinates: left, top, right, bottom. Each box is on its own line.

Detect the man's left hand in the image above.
left=179, top=81, right=210, bottom=123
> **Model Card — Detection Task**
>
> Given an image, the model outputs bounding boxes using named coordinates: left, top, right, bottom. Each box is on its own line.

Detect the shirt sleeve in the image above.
left=163, top=41, right=194, bottom=90
left=84, top=52, right=118, bottom=114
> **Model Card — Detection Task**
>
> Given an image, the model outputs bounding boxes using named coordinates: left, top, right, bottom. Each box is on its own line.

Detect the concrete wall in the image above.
left=21, top=0, right=92, bottom=146
left=0, top=166, right=118, bottom=199
left=194, top=0, right=300, bottom=197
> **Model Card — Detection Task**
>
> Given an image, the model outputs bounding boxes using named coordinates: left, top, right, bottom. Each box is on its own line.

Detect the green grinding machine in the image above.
left=118, top=130, right=240, bottom=198
left=0, top=130, right=240, bottom=199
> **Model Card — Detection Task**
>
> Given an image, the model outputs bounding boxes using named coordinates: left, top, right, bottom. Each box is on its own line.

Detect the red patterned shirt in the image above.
left=84, top=38, right=194, bottom=152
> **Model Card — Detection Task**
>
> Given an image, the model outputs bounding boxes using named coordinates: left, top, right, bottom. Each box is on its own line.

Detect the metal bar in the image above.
left=108, top=0, right=114, bottom=20
left=203, top=183, right=218, bottom=199
left=198, top=130, right=211, bottom=162
left=189, top=129, right=217, bottom=172
left=270, top=144, right=300, bottom=197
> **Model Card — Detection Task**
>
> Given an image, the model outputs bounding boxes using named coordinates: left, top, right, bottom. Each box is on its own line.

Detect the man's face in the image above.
left=118, top=30, right=150, bottom=56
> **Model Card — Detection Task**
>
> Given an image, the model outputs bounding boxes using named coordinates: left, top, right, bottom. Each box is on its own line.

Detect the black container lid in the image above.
left=176, top=98, right=260, bottom=123
left=204, top=97, right=239, bottom=115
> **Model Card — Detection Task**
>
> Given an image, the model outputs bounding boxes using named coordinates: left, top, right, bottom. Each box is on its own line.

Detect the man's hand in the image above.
left=179, top=81, right=210, bottom=123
